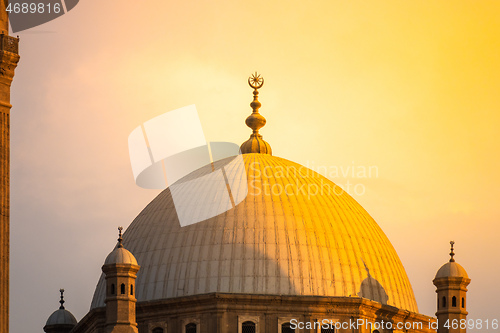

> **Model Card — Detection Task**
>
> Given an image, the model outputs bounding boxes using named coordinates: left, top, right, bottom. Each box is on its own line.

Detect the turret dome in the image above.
left=45, top=308, right=77, bottom=326
left=435, top=262, right=469, bottom=279
left=104, top=247, right=138, bottom=266
left=103, top=226, right=138, bottom=266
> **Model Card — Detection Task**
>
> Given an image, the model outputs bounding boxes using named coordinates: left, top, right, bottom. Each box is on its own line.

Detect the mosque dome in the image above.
left=91, top=72, right=419, bottom=313
left=91, top=153, right=419, bottom=312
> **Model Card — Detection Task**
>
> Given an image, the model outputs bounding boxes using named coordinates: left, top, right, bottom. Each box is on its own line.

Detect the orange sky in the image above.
left=9, top=0, right=500, bottom=331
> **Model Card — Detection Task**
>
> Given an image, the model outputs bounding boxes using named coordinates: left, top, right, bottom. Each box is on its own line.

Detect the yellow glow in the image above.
left=10, top=0, right=500, bottom=331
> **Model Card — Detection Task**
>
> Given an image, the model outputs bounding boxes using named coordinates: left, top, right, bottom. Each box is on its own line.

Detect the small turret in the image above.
left=43, top=289, right=77, bottom=333
left=103, top=227, right=140, bottom=333
left=433, top=241, right=470, bottom=333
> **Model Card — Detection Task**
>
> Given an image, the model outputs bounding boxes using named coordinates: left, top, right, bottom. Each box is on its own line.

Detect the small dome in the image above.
left=104, top=246, right=138, bottom=265
left=45, top=308, right=77, bottom=326
left=435, top=261, right=469, bottom=279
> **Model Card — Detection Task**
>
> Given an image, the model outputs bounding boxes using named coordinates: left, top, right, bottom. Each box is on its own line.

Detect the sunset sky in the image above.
left=9, top=1, right=500, bottom=331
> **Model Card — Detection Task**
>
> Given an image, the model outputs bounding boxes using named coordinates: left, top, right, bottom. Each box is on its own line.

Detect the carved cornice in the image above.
left=0, top=34, right=19, bottom=54
left=0, top=35, right=21, bottom=85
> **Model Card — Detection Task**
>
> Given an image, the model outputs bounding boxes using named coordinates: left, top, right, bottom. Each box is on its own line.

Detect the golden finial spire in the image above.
left=240, top=72, right=272, bottom=155
left=118, top=226, right=123, bottom=248
left=248, top=72, right=264, bottom=90
left=449, top=240, right=455, bottom=262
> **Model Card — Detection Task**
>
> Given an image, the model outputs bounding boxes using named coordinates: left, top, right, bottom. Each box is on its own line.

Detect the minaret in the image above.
left=433, top=241, right=471, bottom=333
left=103, top=227, right=140, bottom=333
left=0, top=3, right=20, bottom=333
left=43, top=289, right=78, bottom=333
left=240, top=72, right=272, bottom=155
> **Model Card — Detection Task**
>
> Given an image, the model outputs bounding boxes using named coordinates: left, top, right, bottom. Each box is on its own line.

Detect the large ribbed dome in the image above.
left=91, top=154, right=418, bottom=312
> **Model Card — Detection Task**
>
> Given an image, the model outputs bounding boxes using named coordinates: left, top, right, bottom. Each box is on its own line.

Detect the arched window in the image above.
left=110, top=283, right=115, bottom=295
left=462, top=297, right=465, bottom=308
left=152, top=328, right=164, bottom=333
left=452, top=296, right=457, bottom=307
left=130, top=284, right=134, bottom=295
left=442, top=296, right=446, bottom=308
left=321, top=327, right=335, bottom=333
left=121, top=283, right=125, bottom=294
left=282, top=322, right=295, bottom=333
left=185, top=323, right=197, bottom=333
left=242, top=321, right=256, bottom=333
